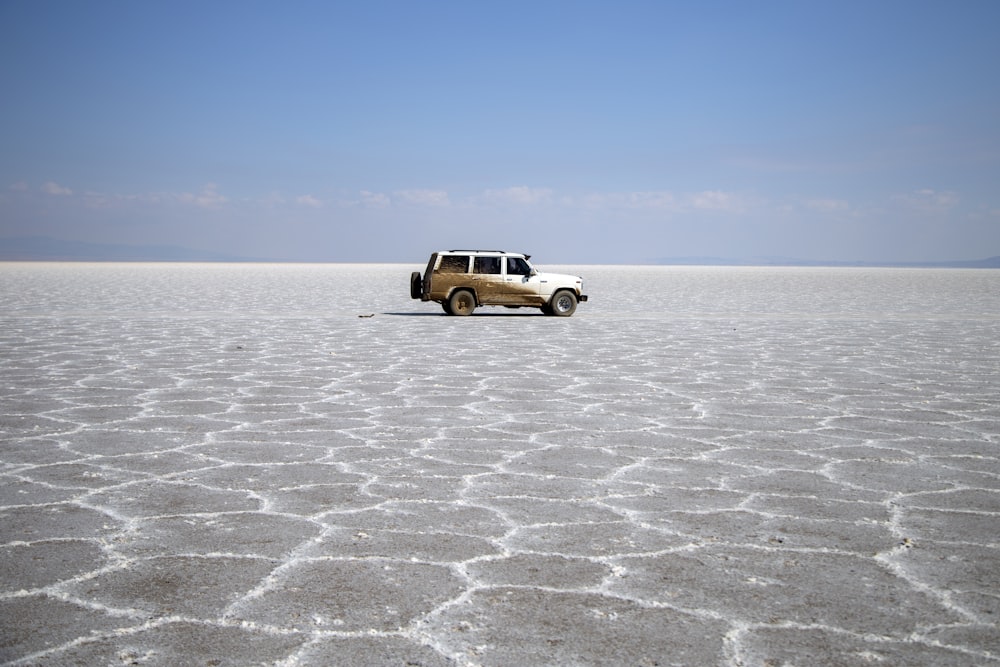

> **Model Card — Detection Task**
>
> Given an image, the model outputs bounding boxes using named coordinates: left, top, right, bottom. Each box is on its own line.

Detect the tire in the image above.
left=410, top=272, right=423, bottom=299
left=441, top=301, right=453, bottom=315
left=448, top=289, right=476, bottom=316
left=549, top=290, right=577, bottom=317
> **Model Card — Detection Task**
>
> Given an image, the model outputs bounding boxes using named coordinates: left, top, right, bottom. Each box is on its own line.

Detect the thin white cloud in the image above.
left=689, top=190, right=742, bottom=212
left=41, top=181, right=72, bottom=196
left=82, top=191, right=115, bottom=208
left=395, top=189, right=451, bottom=206
left=575, top=191, right=677, bottom=210
left=259, top=192, right=287, bottom=207
left=804, top=198, right=850, bottom=212
left=359, top=190, right=390, bottom=208
left=577, top=192, right=613, bottom=209
left=916, top=188, right=958, bottom=205
left=894, top=188, right=959, bottom=213
left=480, top=186, right=552, bottom=205
left=624, top=191, right=677, bottom=209
left=296, top=194, right=323, bottom=208
left=10, top=181, right=29, bottom=192
left=178, top=183, right=228, bottom=208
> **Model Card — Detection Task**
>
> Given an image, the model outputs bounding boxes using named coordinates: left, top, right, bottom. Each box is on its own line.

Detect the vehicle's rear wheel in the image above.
left=441, top=301, right=453, bottom=315
left=549, top=290, right=577, bottom=317
left=410, top=272, right=423, bottom=299
left=448, top=289, right=476, bottom=316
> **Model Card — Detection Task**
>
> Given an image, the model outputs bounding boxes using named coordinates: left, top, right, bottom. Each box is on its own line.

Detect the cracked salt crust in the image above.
left=1, top=263, right=998, bottom=666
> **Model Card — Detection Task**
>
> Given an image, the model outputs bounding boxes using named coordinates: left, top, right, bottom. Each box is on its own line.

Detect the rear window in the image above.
left=439, top=255, right=470, bottom=273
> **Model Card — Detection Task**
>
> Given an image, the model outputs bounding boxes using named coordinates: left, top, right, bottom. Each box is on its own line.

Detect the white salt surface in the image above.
left=1, top=262, right=999, bottom=666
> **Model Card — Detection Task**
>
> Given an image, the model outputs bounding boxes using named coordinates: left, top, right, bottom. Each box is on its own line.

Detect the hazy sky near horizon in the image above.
left=2, top=1, right=999, bottom=263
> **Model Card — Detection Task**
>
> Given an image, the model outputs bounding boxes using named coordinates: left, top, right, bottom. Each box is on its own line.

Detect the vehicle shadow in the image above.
left=381, top=311, right=546, bottom=317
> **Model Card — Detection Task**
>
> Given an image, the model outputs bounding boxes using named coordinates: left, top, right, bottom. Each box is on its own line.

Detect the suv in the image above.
left=410, top=250, right=588, bottom=316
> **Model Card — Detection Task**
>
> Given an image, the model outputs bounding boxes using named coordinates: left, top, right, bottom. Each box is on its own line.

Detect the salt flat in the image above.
left=1, top=262, right=999, bottom=666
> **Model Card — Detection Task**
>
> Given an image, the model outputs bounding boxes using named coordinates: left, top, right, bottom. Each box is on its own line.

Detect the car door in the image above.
left=502, top=256, right=544, bottom=305
left=471, top=255, right=505, bottom=304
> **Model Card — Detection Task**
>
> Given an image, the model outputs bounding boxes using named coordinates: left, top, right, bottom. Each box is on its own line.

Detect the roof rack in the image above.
left=446, top=249, right=507, bottom=253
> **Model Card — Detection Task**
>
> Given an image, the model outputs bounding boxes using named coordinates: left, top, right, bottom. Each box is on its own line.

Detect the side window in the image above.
left=507, top=257, right=531, bottom=276
left=474, top=257, right=501, bottom=274
left=439, top=255, right=470, bottom=273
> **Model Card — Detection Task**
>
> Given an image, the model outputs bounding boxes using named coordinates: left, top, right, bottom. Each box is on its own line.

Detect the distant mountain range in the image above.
left=1, top=236, right=998, bottom=267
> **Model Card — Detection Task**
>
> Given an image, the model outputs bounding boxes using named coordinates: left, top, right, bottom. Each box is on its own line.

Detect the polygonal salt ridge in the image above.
left=80, top=478, right=263, bottom=521
left=108, top=511, right=326, bottom=561
left=35, top=618, right=312, bottom=667
left=1, top=500, right=125, bottom=547
left=826, top=457, right=996, bottom=496
left=894, top=487, right=1000, bottom=513
left=179, top=461, right=366, bottom=491
left=314, top=500, right=509, bottom=541
left=0, top=538, right=123, bottom=597
left=56, top=553, right=282, bottom=623
left=450, top=552, right=618, bottom=606
left=655, top=507, right=899, bottom=554
left=875, top=538, right=1000, bottom=625
left=502, top=518, right=696, bottom=560
left=224, top=557, right=468, bottom=636
left=0, top=475, right=85, bottom=509
left=611, top=543, right=970, bottom=633
left=877, top=513, right=1000, bottom=625
left=419, top=585, right=733, bottom=666
left=9, top=461, right=147, bottom=492
left=723, top=621, right=1000, bottom=667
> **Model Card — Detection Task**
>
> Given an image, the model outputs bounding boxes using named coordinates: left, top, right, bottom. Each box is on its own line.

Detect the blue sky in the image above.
left=2, top=0, right=998, bottom=263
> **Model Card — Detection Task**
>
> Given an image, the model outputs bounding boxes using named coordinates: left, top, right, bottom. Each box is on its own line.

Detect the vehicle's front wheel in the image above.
left=448, top=289, right=476, bottom=316
left=548, top=290, right=577, bottom=317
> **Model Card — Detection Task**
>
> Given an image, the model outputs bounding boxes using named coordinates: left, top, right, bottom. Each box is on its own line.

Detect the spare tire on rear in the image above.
left=410, top=272, right=423, bottom=299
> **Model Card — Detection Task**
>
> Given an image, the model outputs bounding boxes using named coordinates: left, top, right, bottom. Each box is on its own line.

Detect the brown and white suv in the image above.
left=410, top=250, right=588, bottom=316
